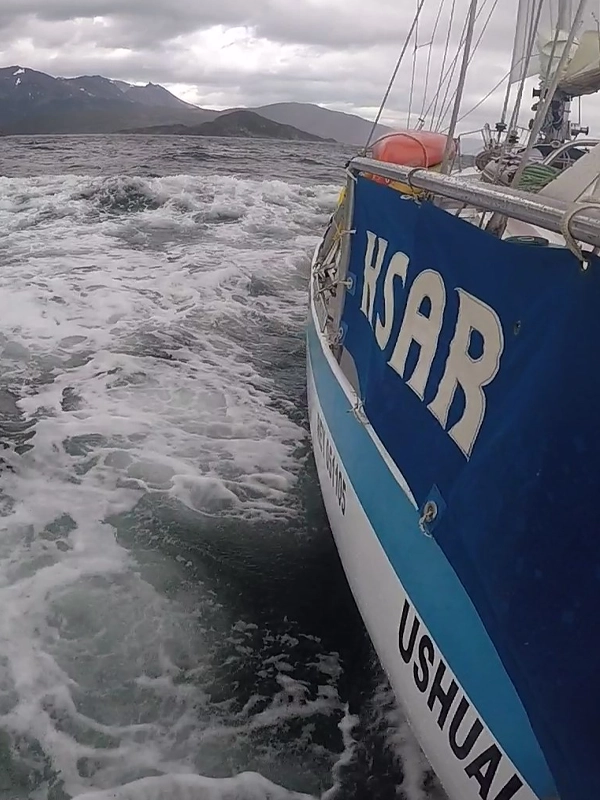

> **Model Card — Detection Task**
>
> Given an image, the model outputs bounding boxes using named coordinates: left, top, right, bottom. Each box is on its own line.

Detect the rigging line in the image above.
left=407, top=0, right=420, bottom=126
left=497, top=0, right=537, bottom=131
left=447, top=44, right=546, bottom=131
left=508, top=2, right=563, bottom=143
left=438, top=0, right=499, bottom=127
left=541, top=28, right=561, bottom=87
left=489, top=0, right=545, bottom=194
left=542, top=0, right=594, bottom=93
left=433, top=10, right=471, bottom=130
left=424, top=10, right=468, bottom=126
left=486, top=3, right=560, bottom=206
left=441, top=0, right=479, bottom=173
left=486, top=0, right=589, bottom=237
left=482, top=0, right=544, bottom=189
left=507, top=0, right=545, bottom=134
left=417, top=0, right=446, bottom=126
left=436, top=0, right=500, bottom=131
left=445, top=67, right=512, bottom=128
left=426, top=0, right=492, bottom=129
left=496, top=80, right=513, bottom=134
left=514, top=0, right=588, bottom=179
left=430, top=0, right=457, bottom=124
left=363, top=0, right=429, bottom=151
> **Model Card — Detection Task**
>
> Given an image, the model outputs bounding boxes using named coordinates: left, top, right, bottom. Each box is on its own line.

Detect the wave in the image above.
left=73, top=771, right=314, bottom=800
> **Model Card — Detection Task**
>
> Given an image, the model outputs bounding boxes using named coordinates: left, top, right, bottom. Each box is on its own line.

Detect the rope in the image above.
left=517, top=163, right=561, bottom=192
left=363, top=0, right=429, bottom=152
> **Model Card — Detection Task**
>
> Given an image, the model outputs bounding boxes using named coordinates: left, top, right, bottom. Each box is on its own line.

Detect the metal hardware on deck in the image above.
left=542, top=139, right=600, bottom=166
left=349, top=157, right=600, bottom=250
left=419, top=500, right=438, bottom=537
left=560, top=199, right=600, bottom=264
left=349, top=399, right=367, bottom=424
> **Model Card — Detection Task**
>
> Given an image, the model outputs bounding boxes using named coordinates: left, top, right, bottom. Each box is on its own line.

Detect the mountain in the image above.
left=119, top=82, right=199, bottom=110
left=125, top=109, right=334, bottom=141
left=61, top=76, right=198, bottom=110
left=61, top=75, right=130, bottom=101
left=0, top=66, right=396, bottom=143
left=251, top=102, right=395, bottom=146
left=0, top=66, right=216, bottom=134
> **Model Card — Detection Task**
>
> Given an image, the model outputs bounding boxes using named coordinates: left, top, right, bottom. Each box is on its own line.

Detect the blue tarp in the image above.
left=341, top=175, right=600, bottom=800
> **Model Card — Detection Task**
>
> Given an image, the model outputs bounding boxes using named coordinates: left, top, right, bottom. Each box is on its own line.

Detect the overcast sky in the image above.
left=1, top=0, right=600, bottom=136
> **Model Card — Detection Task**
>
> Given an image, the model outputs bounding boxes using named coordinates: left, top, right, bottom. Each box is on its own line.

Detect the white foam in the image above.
left=321, top=706, right=360, bottom=800
left=372, top=680, right=441, bottom=800
left=0, top=170, right=343, bottom=797
left=73, top=771, right=314, bottom=800
left=0, top=172, right=338, bottom=521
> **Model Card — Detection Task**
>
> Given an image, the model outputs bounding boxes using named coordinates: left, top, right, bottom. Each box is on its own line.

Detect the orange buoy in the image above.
left=366, top=130, right=456, bottom=193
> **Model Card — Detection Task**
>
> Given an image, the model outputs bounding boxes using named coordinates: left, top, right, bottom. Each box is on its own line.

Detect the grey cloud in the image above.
left=0, top=0, right=522, bottom=50
left=2, top=0, right=597, bottom=133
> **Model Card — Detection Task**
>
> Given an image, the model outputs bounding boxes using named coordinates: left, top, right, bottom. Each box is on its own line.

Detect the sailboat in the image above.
left=307, top=1, right=600, bottom=799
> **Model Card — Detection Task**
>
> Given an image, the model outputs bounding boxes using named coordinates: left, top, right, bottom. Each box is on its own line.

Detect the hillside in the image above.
left=124, top=110, right=334, bottom=141
left=253, top=102, right=394, bottom=146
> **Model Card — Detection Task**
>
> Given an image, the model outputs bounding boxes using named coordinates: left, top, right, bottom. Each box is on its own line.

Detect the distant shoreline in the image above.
left=0, top=132, right=344, bottom=144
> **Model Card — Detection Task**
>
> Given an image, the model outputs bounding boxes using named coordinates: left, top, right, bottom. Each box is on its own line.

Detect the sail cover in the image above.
left=340, top=175, right=600, bottom=800
left=510, top=0, right=600, bottom=96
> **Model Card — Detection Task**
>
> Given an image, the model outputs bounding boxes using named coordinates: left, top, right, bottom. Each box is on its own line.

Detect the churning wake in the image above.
left=0, top=144, right=435, bottom=800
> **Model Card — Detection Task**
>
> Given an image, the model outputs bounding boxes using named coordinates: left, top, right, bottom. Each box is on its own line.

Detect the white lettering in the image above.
left=357, top=231, right=505, bottom=460
left=428, top=289, right=504, bottom=458
left=361, top=232, right=387, bottom=326
left=388, top=270, right=446, bottom=400
left=375, top=251, right=409, bottom=350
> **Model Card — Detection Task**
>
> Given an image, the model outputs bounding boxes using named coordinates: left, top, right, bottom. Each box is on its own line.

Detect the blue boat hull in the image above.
left=306, top=298, right=555, bottom=800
